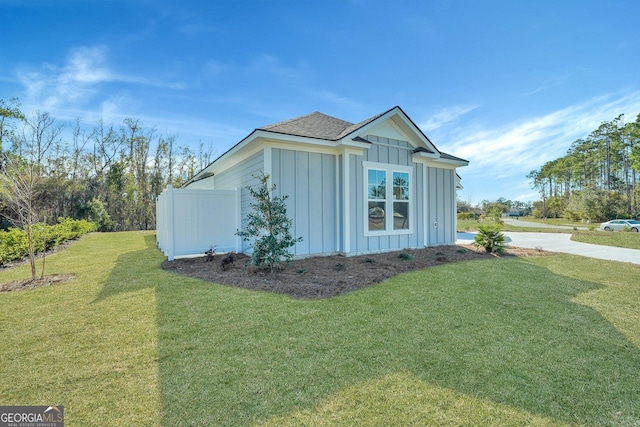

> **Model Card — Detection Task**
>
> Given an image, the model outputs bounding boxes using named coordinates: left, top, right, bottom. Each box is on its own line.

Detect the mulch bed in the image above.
left=0, top=274, right=75, bottom=292
left=0, top=241, right=77, bottom=292
left=0, top=243, right=552, bottom=296
left=162, top=244, right=553, bottom=298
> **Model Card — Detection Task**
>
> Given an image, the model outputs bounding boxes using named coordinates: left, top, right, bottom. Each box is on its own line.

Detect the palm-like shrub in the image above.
left=474, top=224, right=506, bottom=253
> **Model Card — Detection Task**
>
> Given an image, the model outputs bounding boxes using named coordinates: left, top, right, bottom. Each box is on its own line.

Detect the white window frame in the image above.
left=363, top=161, right=413, bottom=237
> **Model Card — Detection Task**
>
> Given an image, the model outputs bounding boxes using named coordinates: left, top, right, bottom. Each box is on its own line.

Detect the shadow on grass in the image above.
left=149, top=253, right=640, bottom=426
left=92, top=234, right=165, bottom=304
left=96, top=235, right=640, bottom=426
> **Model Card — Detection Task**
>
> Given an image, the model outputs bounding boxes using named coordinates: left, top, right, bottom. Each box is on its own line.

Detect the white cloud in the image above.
left=420, top=104, right=479, bottom=131
left=443, top=91, right=640, bottom=178
left=521, top=86, right=546, bottom=96
left=61, top=46, right=112, bottom=84
left=17, top=45, right=185, bottom=115
left=16, top=46, right=115, bottom=109
left=442, top=91, right=640, bottom=203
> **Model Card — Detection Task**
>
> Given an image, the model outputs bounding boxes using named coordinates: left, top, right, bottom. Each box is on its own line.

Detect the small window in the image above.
left=368, top=169, right=386, bottom=231
left=392, top=172, right=409, bottom=230
left=365, top=163, right=412, bottom=235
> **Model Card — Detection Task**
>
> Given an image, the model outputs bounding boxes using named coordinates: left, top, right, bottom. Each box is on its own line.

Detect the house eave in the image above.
left=411, top=151, right=469, bottom=168
left=411, top=151, right=439, bottom=160
left=185, top=130, right=343, bottom=187
left=435, top=157, right=470, bottom=167
left=186, top=129, right=371, bottom=187
left=341, top=138, right=372, bottom=150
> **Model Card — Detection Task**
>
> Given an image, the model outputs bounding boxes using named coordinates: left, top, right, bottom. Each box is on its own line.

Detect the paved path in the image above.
left=456, top=231, right=640, bottom=265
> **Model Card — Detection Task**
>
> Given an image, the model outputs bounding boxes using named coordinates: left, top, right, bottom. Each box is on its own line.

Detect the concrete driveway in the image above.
left=456, top=231, right=640, bottom=265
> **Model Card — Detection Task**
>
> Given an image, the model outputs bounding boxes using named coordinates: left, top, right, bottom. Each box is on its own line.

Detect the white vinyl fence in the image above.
left=156, top=185, right=241, bottom=260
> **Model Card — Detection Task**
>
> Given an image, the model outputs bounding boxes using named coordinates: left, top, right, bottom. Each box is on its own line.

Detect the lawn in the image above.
left=1, top=232, right=639, bottom=426
left=512, top=217, right=590, bottom=228
left=571, top=230, right=640, bottom=250
left=458, top=218, right=572, bottom=234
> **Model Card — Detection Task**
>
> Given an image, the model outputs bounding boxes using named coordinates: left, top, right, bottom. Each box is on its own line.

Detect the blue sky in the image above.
left=1, top=0, right=639, bottom=204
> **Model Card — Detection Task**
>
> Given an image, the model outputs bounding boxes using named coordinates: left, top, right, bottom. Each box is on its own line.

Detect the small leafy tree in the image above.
left=236, top=173, right=303, bottom=272
left=86, top=197, right=113, bottom=231
left=474, top=224, right=506, bottom=253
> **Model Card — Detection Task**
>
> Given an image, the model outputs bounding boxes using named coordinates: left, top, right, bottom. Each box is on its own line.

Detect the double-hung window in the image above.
left=364, top=162, right=412, bottom=235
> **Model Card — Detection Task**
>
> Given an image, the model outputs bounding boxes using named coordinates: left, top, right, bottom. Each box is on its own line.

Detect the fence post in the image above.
left=166, top=185, right=175, bottom=261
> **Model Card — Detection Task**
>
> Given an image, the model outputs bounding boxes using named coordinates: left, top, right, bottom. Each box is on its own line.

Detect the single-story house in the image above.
left=157, top=106, right=468, bottom=259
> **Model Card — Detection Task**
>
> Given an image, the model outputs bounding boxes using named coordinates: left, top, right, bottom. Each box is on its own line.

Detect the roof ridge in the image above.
left=258, top=111, right=321, bottom=130
left=335, top=106, right=397, bottom=139
left=257, top=111, right=355, bottom=140
left=259, top=111, right=353, bottom=131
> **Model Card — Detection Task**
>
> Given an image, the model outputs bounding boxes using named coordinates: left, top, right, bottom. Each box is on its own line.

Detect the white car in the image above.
left=600, top=219, right=640, bottom=232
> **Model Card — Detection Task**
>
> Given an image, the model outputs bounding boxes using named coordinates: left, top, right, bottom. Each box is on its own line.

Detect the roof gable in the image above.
left=344, top=106, right=439, bottom=153
left=255, top=106, right=438, bottom=152
left=185, top=106, right=468, bottom=187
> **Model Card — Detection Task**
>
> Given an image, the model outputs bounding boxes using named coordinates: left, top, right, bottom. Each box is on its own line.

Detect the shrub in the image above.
left=45, top=218, right=96, bottom=249
left=235, top=173, right=303, bottom=272
left=220, top=253, right=235, bottom=271
left=0, top=218, right=96, bottom=266
left=398, top=252, right=412, bottom=261
left=563, top=209, right=581, bottom=222
left=0, top=228, right=29, bottom=265
left=474, top=224, right=506, bottom=253
left=457, top=212, right=476, bottom=220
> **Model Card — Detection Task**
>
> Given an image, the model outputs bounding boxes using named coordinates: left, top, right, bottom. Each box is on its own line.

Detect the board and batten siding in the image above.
left=426, top=167, right=456, bottom=245
left=271, top=148, right=337, bottom=256
left=214, top=150, right=264, bottom=252
left=348, top=135, right=426, bottom=254
left=346, top=134, right=457, bottom=253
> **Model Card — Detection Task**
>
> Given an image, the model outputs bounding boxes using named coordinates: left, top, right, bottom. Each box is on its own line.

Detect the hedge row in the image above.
left=0, top=218, right=96, bottom=266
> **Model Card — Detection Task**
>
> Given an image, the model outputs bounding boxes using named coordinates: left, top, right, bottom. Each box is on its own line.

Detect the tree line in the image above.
left=457, top=198, right=533, bottom=220
left=0, top=98, right=213, bottom=232
left=527, top=112, right=640, bottom=221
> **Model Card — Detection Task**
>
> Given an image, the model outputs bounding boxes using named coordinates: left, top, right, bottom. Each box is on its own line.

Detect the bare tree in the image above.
left=0, top=111, right=62, bottom=280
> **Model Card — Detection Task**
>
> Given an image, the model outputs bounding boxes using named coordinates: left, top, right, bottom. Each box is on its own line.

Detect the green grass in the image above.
left=514, top=217, right=589, bottom=228
left=459, top=219, right=568, bottom=234
left=571, top=230, right=640, bottom=250
left=1, top=232, right=640, bottom=426
left=457, top=218, right=570, bottom=234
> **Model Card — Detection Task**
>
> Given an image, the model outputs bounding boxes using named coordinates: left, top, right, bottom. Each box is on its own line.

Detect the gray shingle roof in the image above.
left=439, top=152, right=468, bottom=162
left=258, top=108, right=393, bottom=141
left=335, top=110, right=389, bottom=139
left=184, top=106, right=468, bottom=187
left=257, top=107, right=467, bottom=164
left=258, top=112, right=355, bottom=140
